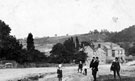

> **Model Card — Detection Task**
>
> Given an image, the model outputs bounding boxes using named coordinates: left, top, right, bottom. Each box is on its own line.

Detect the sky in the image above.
left=0, top=0, right=135, bottom=38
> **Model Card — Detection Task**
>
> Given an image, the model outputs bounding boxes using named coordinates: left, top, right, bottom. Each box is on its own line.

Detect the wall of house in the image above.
left=95, top=48, right=106, bottom=64
left=84, top=46, right=94, bottom=66
left=84, top=46, right=107, bottom=65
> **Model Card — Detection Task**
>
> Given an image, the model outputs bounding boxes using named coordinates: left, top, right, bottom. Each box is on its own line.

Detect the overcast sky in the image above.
left=0, top=0, right=135, bottom=38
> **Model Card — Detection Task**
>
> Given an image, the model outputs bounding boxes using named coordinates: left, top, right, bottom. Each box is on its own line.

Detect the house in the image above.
left=84, top=46, right=107, bottom=65
left=83, top=42, right=125, bottom=64
left=99, top=42, right=125, bottom=62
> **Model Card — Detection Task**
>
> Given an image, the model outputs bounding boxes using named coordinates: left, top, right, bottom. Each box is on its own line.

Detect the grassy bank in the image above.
left=16, top=63, right=77, bottom=68
left=98, top=74, right=135, bottom=81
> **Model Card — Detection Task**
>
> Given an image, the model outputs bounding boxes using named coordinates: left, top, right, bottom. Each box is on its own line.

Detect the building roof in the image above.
left=97, top=42, right=124, bottom=50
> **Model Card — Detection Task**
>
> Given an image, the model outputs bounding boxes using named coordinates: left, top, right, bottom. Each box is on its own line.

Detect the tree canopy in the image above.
left=50, top=37, right=87, bottom=63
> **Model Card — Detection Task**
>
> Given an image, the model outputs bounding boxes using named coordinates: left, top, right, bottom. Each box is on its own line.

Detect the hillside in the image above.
left=108, top=25, right=135, bottom=42
left=19, top=25, right=135, bottom=53
left=19, top=33, right=106, bottom=52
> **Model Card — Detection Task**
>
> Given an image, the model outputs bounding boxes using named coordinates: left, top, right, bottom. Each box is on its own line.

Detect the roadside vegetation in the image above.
left=1, top=19, right=135, bottom=68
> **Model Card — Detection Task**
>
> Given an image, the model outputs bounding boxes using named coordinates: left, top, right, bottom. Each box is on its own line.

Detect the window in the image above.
left=112, top=50, right=115, bottom=57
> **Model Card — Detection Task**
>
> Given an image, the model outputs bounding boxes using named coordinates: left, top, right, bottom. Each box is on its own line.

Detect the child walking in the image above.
left=57, top=64, right=63, bottom=81
left=83, top=63, right=87, bottom=75
left=78, top=61, right=83, bottom=73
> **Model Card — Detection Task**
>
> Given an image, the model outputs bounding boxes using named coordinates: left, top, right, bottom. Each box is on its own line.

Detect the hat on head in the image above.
left=58, top=64, right=62, bottom=68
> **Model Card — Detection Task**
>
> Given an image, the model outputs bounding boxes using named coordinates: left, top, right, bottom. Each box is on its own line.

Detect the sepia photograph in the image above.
left=0, top=0, right=135, bottom=81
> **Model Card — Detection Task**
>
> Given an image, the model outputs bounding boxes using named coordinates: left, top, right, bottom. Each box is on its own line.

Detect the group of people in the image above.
left=78, top=57, right=99, bottom=81
left=57, top=57, right=121, bottom=81
left=90, top=57, right=99, bottom=81
left=78, top=61, right=87, bottom=75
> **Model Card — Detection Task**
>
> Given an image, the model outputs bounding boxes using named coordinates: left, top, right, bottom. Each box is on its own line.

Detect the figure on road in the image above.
left=78, top=61, right=83, bottom=73
left=57, top=64, right=63, bottom=81
left=91, top=57, right=99, bottom=81
left=110, top=57, right=121, bottom=80
left=83, top=63, right=87, bottom=75
left=90, top=57, right=95, bottom=68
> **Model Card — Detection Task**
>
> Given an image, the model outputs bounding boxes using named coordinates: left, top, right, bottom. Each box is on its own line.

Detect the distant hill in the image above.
left=108, top=25, right=135, bottom=42
left=19, top=33, right=106, bottom=52
left=20, top=33, right=107, bottom=45
left=19, top=25, right=135, bottom=53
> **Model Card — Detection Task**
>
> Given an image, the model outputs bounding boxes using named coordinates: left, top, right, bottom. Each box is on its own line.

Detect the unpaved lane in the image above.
left=41, top=68, right=93, bottom=81
left=0, top=66, right=77, bottom=81
left=1, top=64, right=135, bottom=81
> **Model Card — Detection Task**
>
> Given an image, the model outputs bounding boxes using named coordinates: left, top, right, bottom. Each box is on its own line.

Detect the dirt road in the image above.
left=40, top=67, right=93, bottom=81
left=0, top=64, right=135, bottom=81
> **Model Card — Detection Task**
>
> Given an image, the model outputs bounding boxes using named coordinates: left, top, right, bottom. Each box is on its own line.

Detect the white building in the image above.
left=83, top=42, right=125, bottom=64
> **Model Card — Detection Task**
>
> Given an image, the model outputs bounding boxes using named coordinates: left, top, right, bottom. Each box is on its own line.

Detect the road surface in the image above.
left=0, top=63, right=135, bottom=81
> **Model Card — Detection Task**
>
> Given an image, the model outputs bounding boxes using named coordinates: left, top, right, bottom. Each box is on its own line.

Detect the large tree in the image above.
left=0, top=20, right=11, bottom=37
left=63, top=37, right=75, bottom=53
left=50, top=43, right=69, bottom=63
left=0, top=20, right=27, bottom=63
left=27, top=33, right=35, bottom=50
left=50, top=37, right=87, bottom=63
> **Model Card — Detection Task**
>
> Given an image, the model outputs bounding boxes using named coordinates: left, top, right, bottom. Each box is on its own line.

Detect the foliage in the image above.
left=75, top=36, right=80, bottom=50
left=105, top=25, right=135, bottom=56
left=0, top=20, right=11, bottom=36
left=26, top=49, right=47, bottom=63
left=63, top=37, right=75, bottom=54
left=74, top=51, right=87, bottom=63
left=50, top=43, right=69, bottom=63
left=50, top=37, right=87, bottom=63
left=27, top=33, right=35, bottom=50
left=26, top=33, right=47, bottom=63
left=0, top=20, right=26, bottom=64
left=0, top=20, right=47, bottom=64
left=128, top=43, right=135, bottom=56
left=106, top=25, right=135, bottom=42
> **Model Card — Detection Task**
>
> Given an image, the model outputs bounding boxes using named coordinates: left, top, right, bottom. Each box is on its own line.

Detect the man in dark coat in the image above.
left=90, top=57, right=95, bottom=68
left=92, top=57, right=99, bottom=81
left=110, top=57, right=121, bottom=80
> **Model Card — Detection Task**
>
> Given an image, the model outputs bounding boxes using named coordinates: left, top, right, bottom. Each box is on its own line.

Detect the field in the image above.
left=0, top=62, right=135, bottom=81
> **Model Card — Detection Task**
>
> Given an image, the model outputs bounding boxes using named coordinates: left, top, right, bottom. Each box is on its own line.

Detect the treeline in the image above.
left=106, top=25, right=135, bottom=42
left=1, top=18, right=135, bottom=64
left=105, top=25, right=135, bottom=56
left=0, top=20, right=47, bottom=64
left=49, top=37, right=87, bottom=63
left=89, top=26, right=135, bottom=56
left=88, top=25, right=135, bottom=43
left=0, top=20, right=87, bottom=64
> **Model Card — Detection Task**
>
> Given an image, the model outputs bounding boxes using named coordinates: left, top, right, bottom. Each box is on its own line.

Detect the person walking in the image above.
left=90, top=57, right=95, bottom=68
left=110, top=57, right=121, bottom=80
left=57, top=64, right=63, bottom=81
left=91, top=57, right=99, bottom=81
left=83, top=63, right=88, bottom=75
left=78, top=61, right=83, bottom=73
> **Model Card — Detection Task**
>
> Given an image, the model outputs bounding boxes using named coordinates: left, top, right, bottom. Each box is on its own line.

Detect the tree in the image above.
left=93, top=29, right=99, bottom=34
left=75, top=36, right=80, bottom=51
left=26, top=33, right=47, bottom=63
left=74, top=51, right=87, bottom=63
left=50, top=43, right=69, bottom=63
left=70, top=37, right=75, bottom=50
left=0, top=20, right=11, bottom=37
left=27, top=33, right=35, bottom=50
left=50, top=37, right=88, bottom=63
left=128, top=43, right=135, bottom=56
left=0, top=20, right=28, bottom=63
